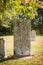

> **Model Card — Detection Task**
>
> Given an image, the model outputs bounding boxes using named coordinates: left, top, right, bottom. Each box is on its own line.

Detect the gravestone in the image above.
left=0, top=37, right=14, bottom=58
left=0, top=38, right=5, bottom=58
left=5, top=36, right=14, bottom=57
left=14, top=19, right=31, bottom=56
left=31, top=30, right=36, bottom=41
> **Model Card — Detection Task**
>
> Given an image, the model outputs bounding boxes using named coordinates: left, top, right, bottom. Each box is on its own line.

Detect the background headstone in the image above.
left=31, top=30, right=36, bottom=41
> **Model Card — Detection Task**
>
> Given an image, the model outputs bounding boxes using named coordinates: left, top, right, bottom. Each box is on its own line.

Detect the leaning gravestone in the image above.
left=31, top=30, right=36, bottom=41
left=14, top=19, right=31, bottom=56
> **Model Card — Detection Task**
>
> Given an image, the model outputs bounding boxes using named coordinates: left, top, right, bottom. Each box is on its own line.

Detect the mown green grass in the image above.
left=0, top=36, right=43, bottom=65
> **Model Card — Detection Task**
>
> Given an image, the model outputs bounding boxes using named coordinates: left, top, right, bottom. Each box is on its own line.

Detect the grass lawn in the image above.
left=0, top=36, right=43, bottom=65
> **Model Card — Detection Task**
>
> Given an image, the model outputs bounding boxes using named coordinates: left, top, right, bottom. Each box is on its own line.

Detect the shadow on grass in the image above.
left=0, top=54, right=33, bottom=62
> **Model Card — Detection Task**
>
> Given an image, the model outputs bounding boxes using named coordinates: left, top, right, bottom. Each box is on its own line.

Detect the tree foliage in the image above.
left=0, top=0, right=37, bottom=19
left=31, top=13, right=43, bottom=34
left=0, top=0, right=38, bottom=35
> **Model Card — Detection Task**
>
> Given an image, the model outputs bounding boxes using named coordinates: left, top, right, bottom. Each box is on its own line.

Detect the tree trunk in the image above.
left=14, top=19, right=31, bottom=56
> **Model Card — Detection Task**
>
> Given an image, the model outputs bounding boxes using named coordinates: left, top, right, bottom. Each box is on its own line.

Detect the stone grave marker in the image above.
left=0, top=37, right=14, bottom=58
left=31, top=30, right=36, bottom=41
left=14, top=19, right=31, bottom=56
left=0, top=38, right=5, bottom=58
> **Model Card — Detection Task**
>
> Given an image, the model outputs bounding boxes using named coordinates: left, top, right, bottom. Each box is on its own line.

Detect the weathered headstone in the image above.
left=31, top=30, right=36, bottom=41
left=0, top=37, right=14, bottom=58
left=14, top=19, right=31, bottom=56
left=0, top=38, right=5, bottom=58
left=5, top=37, right=14, bottom=57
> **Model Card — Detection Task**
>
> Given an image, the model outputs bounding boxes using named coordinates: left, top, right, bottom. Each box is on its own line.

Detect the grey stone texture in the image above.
left=14, top=19, right=31, bottom=56
left=0, top=38, right=5, bottom=57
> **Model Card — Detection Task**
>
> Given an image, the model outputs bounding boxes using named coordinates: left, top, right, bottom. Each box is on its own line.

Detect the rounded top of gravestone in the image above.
left=32, top=30, right=36, bottom=33
left=31, top=30, right=36, bottom=36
